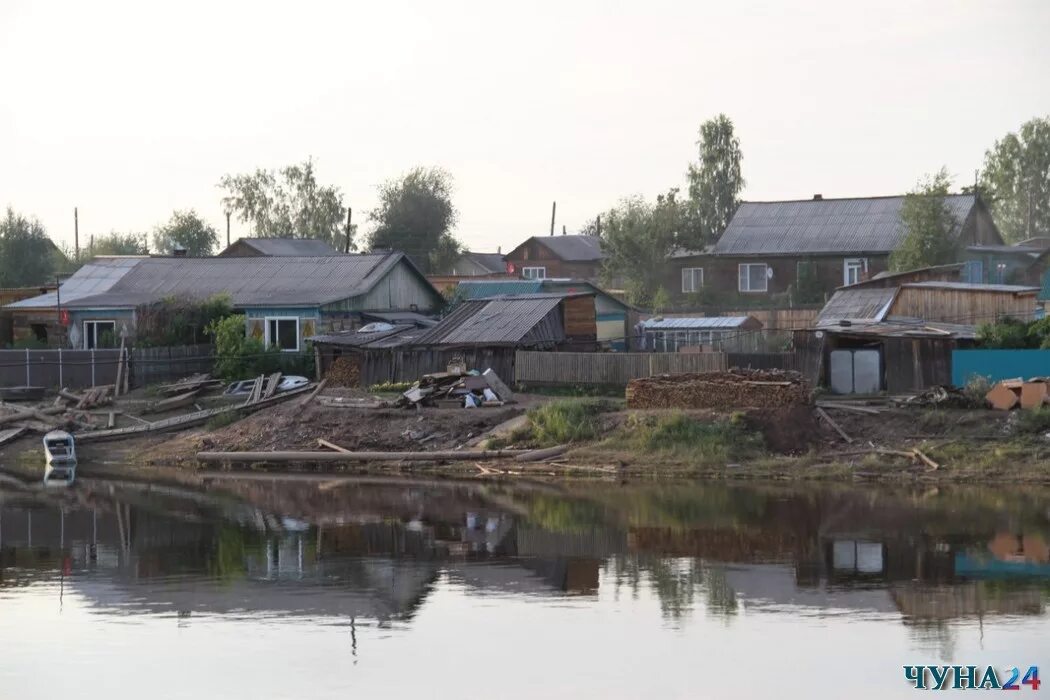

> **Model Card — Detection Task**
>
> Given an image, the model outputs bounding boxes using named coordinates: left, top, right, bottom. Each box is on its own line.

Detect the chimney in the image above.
left=562, top=225, right=567, bottom=235
left=497, top=245, right=501, bottom=254
left=813, top=194, right=823, bottom=200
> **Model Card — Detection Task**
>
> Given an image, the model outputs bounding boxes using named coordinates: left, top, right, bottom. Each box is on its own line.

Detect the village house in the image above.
left=426, top=251, right=510, bottom=295
left=0, top=284, right=58, bottom=347
left=669, top=194, right=1005, bottom=308
left=310, top=292, right=598, bottom=387
left=503, top=234, right=605, bottom=282
left=217, top=237, right=341, bottom=257
left=4, top=253, right=444, bottom=350
left=795, top=280, right=1040, bottom=394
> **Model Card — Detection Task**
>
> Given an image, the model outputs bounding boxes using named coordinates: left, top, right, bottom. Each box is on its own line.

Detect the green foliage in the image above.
left=1016, top=407, right=1050, bottom=435
left=793, top=260, right=825, bottom=304
left=684, top=114, right=744, bottom=248
left=976, top=316, right=1050, bottom=349
left=600, top=190, right=683, bottom=307
left=962, top=375, right=994, bottom=406
left=608, top=414, right=765, bottom=463
left=135, top=294, right=233, bottom=347
left=0, top=208, right=61, bottom=287
left=206, top=314, right=281, bottom=380
left=9, top=337, right=48, bottom=350
left=890, top=168, right=960, bottom=272
left=368, top=166, right=460, bottom=273
left=86, top=232, right=148, bottom=257
left=368, top=381, right=414, bottom=393
left=526, top=399, right=613, bottom=446
left=980, top=116, right=1050, bottom=243
left=651, top=286, right=672, bottom=314
left=152, top=209, right=219, bottom=256
left=219, top=158, right=353, bottom=250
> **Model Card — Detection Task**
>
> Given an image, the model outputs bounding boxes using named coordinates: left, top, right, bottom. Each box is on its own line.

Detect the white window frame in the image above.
left=681, top=267, right=704, bottom=293
left=843, top=258, right=868, bottom=286
left=264, top=316, right=301, bottom=352
left=83, top=320, right=116, bottom=350
left=522, top=266, right=547, bottom=280
left=738, top=263, right=769, bottom=293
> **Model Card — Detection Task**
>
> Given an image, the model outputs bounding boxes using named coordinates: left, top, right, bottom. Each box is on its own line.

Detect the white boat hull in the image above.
left=42, top=430, right=77, bottom=485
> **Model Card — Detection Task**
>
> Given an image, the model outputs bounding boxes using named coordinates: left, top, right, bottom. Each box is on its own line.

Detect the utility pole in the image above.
left=74, top=207, right=79, bottom=262
left=225, top=211, right=231, bottom=248
left=549, top=201, right=556, bottom=236
left=345, top=207, right=353, bottom=254
left=596, top=214, right=601, bottom=237
left=1028, top=188, right=1034, bottom=239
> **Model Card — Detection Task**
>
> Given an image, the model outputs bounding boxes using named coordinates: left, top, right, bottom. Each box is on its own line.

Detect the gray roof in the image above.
left=463, top=252, right=506, bottom=274
left=643, top=316, right=755, bottom=330
left=816, top=288, right=898, bottom=325
left=308, top=324, right=419, bottom=348
left=902, top=281, right=1039, bottom=293
left=817, top=318, right=977, bottom=340
left=414, top=294, right=571, bottom=347
left=220, top=238, right=340, bottom=256
left=714, top=195, right=978, bottom=256
left=6, top=253, right=426, bottom=310
left=530, top=235, right=605, bottom=261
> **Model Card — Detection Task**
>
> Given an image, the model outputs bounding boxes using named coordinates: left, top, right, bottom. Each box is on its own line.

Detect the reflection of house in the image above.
left=217, top=237, right=340, bottom=257
left=668, top=194, right=1004, bottom=306
left=504, top=235, right=605, bottom=282
left=4, top=253, right=444, bottom=350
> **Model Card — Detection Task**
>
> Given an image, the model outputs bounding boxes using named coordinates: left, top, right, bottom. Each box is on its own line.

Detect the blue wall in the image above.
left=952, top=349, right=1050, bottom=385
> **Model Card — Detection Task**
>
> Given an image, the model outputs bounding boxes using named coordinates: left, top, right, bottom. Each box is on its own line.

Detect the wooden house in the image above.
left=503, top=235, right=605, bottom=282
left=217, top=237, right=340, bottom=257
left=427, top=251, right=511, bottom=295
left=4, top=253, right=444, bottom=350
left=669, top=194, right=1005, bottom=306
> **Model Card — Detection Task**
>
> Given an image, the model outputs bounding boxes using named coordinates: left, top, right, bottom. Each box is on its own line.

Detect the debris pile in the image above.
left=898, top=385, right=973, bottom=409
left=626, top=369, right=810, bottom=410
left=985, top=378, right=1050, bottom=411
left=397, top=368, right=514, bottom=409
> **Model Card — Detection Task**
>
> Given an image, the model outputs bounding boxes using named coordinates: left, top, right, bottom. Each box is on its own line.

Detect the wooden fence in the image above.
left=131, top=344, right=215, bottom=387
left=0, top=349, right=122, bottom=390
left=514, top=351, right=726, bottom=386
left=726, top=352, right=800, bottom=372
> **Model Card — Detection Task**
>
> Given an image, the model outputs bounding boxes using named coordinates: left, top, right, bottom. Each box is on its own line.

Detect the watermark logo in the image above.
left=904, top=666, right=1040, bottom=691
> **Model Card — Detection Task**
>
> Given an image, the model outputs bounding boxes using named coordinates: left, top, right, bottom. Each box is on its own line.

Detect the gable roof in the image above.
left=461, top=252, right=506, bottom=274
left=714, top=194, right=979, bottom=256
left=219, top=238, right=339, bottom=256
left=413, top=294, right=577, bottom=347
left=510, top=235, right=605, bottom=262
left=456, top=279, right=630, bottom=311
left=6, top=253, right=438, bottom=310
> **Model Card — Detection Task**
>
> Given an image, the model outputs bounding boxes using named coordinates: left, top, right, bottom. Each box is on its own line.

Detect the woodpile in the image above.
left=626, top=369, right=810, bottom=410
left=326, top=356, right=360, bottom=387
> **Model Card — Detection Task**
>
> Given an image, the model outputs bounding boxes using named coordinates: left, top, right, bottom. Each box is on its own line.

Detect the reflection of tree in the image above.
left=607, top=556, right=738, bottom=623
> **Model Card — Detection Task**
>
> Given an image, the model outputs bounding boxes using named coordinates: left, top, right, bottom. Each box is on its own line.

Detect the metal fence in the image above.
left=131, top=344, right=215, bottom=387
left=0, top=349, right=122, bottom=389
left=514, top=351, right=727, bottom=386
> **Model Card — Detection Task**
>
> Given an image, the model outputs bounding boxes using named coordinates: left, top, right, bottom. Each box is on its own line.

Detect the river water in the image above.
left=0, top=475, right=1047, bottom=699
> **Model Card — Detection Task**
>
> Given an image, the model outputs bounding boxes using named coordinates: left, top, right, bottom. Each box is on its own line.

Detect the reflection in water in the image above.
left=0, top=477, right=1047, bottom=698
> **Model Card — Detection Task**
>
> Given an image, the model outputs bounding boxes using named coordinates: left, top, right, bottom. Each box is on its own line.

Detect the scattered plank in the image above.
left=912, top=448, right=940, bottom=471
left=816, top=402, right=881, bottom=415
left=0, top=405, right=64, bottom=427
left=0, top=427, right=27, bottom=446
left=114, top=337, right=126, bottom=396
left=144, top=389, right=201, bottom=415
left=318, top=438, right=352, bottom=453
left=262, top=372, right=282, bottom=400
left=816, top=407, right=853, bottom=444
left=514, top=444, right=570, bottom=462
left=299, top=379, right=328, bottom=407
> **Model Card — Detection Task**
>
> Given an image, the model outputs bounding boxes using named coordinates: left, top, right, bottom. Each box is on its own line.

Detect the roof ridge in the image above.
left=739, top=193, right=975, bottom=205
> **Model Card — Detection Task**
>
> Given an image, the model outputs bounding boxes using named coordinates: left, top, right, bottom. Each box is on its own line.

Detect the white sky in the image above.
left=1, top=0, right=1048, bottom=254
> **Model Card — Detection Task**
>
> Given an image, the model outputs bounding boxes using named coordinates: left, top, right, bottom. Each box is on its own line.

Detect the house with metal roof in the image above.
left=503, top=234, right=605, bottom=283
left=5, top=253, right=445, bottom=351
left=217, top=237, right=340, bottom=257
left=669, top=194, right=1005, bottom=307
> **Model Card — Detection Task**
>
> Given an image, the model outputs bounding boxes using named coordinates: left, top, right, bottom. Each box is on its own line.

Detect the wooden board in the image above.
left=0, top=427, right=27, bottom=446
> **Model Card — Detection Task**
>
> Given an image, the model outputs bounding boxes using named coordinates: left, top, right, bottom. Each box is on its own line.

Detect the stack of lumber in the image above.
left=986, top=378, right=1050, bottom=411
left=626, top=368, right=810, bottom=410
left=157, top=373, right=223, bottom=396
left=326, top=357, right=360, bottom=387
left=58, top=385, right=113, bottom=409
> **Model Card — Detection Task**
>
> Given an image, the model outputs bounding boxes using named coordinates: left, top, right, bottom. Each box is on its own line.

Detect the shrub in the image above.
left=9, top=337, right=47, bottom=350
left=527, top=399, right=613, bottom=446
left=612, top=414, right=765, bottom=463
left=962, top=375, right=993, bottom=406
left=135, top=294, right=233, bottom=347
left=976, top=316, right=1050, bottom=349
left=368, top=381, right=414, bottom=393
left=206, top=314, right=281, bottom=381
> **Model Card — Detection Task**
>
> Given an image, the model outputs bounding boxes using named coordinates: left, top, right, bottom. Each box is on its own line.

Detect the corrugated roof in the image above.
left=966, top=244, right=1044, bottom=257
left=816, top=288, right=899, bottom=325
left=643, top=316, right=754, bottom=330
left=816, top=318, right=977, bottom=340
left=463, top=252, right=506, bottom=274
left=414, top=296, right=566, bottom=346
left=6, top=253, right=426, bottom=310
left=532, top=235, right=605, bottom=261
left=5, top=257, right=143, bottom=309
left=457, top=281, right=544, bottom=299
left=901, top=281, right=1039, bottom=293
left=221, top=238, right=339, bottom=256
left=714, top=194, right=978, bottom=256
left=308, top=324, right=416, bottom=348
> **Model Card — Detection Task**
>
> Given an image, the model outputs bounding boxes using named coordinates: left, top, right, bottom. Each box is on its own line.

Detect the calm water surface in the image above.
left=0, top=473, right=1047, bottom=699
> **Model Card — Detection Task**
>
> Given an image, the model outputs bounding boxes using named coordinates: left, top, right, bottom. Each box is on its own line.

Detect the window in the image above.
left=738, top=263, right=768, bottom=292
left=83, top=320, right=116, bottom=349
left=265, top=317, right=300, bottom=352
left=681, top=267, right=704, bottom=293
left=843, top=258, right=868, bottom=286
left=522, top=266, right=546, bottom=280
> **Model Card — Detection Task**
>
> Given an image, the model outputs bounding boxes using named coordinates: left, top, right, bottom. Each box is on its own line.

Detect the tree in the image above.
left=152, top=209, right=219, bottom=256
left=86, top=232, right=148, bottom=257
left=600, top=189, right=684, bottom=307
left=368, top=167, right=460, bottom=273
left=0, top=208, right=61, bottom=287
left=980, top=116, right=1050, bottom=242
left=684, top=114, right=744, bottom=249
left=219, top=158, right=353, bottom=250
left=890, top=168, right=959, bottom=272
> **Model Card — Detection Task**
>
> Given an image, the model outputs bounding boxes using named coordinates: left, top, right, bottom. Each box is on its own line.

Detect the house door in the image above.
left=829, top=349, right=881, bottom=394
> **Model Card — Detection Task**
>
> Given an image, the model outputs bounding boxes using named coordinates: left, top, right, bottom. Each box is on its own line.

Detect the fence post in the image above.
left=91, top=349, right=96, bottom=386
left=58, top=347, right=63, bottom=388
left=25, top=348, right=30, bottom=386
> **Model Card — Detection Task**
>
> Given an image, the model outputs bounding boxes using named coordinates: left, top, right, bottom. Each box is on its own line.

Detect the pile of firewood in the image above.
left=326, top=357, right=360, bottom=387
left=626, top=368, right=810, bottom=410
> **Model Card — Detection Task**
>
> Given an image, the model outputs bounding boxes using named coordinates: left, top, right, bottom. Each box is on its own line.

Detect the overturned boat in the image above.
left=42, top=430, right=77, bottom=485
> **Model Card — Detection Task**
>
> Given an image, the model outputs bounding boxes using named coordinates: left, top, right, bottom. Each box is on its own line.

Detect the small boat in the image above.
left=277, top=376, right=309, bottom=392
left=42, top=430, right=77, bottom=486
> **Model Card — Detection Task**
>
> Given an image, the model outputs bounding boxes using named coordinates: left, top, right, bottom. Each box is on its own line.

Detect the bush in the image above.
left=611, top=414, right=765, bottom=463
left=135, top=294, right=233, bottom=347
left=976, top=316, right=1050, bottom=349
left=527, top=399, right=613, bottom=446
left=9, top=337, right=48, bottom=350
left=206, top=314, right=282, bottom=381
left=962, top=375, right=993, bottom=406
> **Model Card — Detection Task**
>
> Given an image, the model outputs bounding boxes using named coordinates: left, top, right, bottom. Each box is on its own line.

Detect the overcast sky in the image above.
left=1, top=0, right=1048, bottom=254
